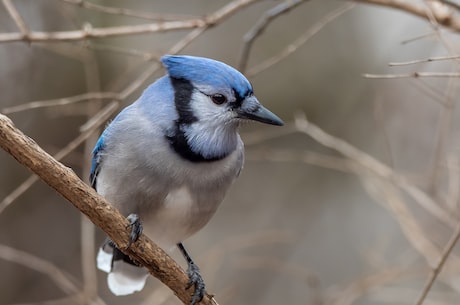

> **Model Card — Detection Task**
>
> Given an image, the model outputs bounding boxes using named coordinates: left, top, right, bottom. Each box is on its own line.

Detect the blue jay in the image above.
left=90, top=55, right=283, bottom=304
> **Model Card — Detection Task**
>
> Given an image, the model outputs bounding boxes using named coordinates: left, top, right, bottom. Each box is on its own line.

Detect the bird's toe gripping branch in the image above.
left=126, top=213, right=143, bottom=248
left=186, top=262, right=206, bottom=305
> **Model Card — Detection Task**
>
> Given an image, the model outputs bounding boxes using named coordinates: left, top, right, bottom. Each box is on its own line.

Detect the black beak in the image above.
left=235, top=96, right=284, bottom=126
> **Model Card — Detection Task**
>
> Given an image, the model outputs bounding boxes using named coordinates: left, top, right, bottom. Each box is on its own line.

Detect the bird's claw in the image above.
left=126, top=213, right=142, bottom=248
left=186, top=262, right=206, bottom=305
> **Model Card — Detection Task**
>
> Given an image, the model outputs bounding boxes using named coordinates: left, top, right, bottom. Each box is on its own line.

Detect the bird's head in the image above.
left=162, top=55, right=284, bottom=128
left=161, top=55, right=283, bottom=162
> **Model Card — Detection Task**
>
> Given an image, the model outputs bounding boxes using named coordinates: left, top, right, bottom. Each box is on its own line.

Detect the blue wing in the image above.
left=90, top=134, right=106, bottom=190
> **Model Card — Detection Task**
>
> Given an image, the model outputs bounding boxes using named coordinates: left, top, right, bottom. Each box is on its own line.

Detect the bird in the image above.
left=90, top=55, right=284, bottom=304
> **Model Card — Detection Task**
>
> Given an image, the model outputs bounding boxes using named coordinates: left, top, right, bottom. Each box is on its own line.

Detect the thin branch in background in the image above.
left=2, top=92, right=120, bottom=114
left=369, top=286, right=459, bottom=304
left=60, top=0, right=199, bottom=21
left=445, top=154, right=460, bottom=213
left=413, top=220, right=460, bottom=305
left=328, top=267, right=428, bottom=305
left=238, top=0, right=308, bottom=72
left=352, top=0, right=460, bottom=31
left=416, top=8, right=460, bottom=200
left=168, top=27, right=208, bottom=55
left=423, top=0, right=456, bottom=54
left=362, top=179, right=442, bottom=266
left=372, top=96, right=394, bottom=168
left=86, top=43, right=161, bottom=61
left=0, top=0, right=260, bottom=43
left=439, top=0, right=460, bottom=12
left=293, top=113, right=458, bottom=229
left=401, top=31, right=437, bottom=45
left=246, top=3, right=355, bottom=77
left=0, top=244, right=79, bottom=295
left=246, top=148, right=359, bottom=174
left=0, top=102, right=119, bottom=214
left=389, top=54, right=460, bottom=66
left=363, top=72, right=460, bottom=78
left=0, top=20, right=204, bottom=43
left=427, top=68, right=459, bottom=196
left=79, top=46, right=102, bottom=302
left=2, top=0, right=29, bottom=39
left=410, top=78, right=448, bottom=106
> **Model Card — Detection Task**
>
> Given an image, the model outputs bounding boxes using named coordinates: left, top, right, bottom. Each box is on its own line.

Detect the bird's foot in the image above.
left=126, top=213, right=142, bottom=248
left=186, top=262, right=206, bottom=305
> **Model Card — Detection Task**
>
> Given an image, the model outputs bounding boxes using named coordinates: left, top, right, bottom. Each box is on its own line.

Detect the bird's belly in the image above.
left=141, top=185, right=218, bottom=251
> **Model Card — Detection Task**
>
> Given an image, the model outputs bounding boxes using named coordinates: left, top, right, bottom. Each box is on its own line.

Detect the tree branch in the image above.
left=0, top=0, right=258, bottom=43
left=353, top=0, right=460, bottom=32
left=0, top=113, right=218, bottom=305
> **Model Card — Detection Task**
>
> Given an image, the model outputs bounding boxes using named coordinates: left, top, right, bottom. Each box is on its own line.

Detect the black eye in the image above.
left=211, top=94, right=227, bottom=105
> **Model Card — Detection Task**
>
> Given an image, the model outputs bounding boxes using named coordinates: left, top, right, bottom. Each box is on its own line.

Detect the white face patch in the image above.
left=183, top=90, right=240, bottom=159
left=189, top=90, right=232, bottom=123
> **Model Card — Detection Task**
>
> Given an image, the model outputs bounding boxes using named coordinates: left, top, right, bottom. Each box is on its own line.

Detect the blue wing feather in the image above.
left=90, top=134, right=106, bottom=190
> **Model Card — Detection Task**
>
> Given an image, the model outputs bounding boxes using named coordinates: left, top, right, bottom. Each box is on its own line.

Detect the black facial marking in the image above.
left=166, top=77, right=226, bottom=163
left=170, top=77, right=198, bottom=125
left=229, top=88, right=252, bottom=110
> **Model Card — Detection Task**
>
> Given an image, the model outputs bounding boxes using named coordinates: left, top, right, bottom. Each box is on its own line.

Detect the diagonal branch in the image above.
left=2, top=0, right=29, bottom=39
left=293, top=114, right=458, bottom=229
left=238, top=0, right=308, bottom=72
left=0, top=113, right=218, bottom=305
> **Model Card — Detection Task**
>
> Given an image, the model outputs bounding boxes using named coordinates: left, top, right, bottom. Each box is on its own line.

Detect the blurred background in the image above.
left=2, top=0, right=460, bottom=304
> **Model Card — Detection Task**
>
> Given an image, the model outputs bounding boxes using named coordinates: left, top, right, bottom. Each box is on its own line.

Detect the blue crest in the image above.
left=161, top=55, right=252, bottom=99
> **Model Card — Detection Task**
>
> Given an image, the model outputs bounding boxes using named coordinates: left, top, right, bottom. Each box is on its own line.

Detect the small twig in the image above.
left=247, top=3, right=355, bottom=77
left=413, top=220, right=460, bottom=305
left=389, top=54, right=460, bottom=66
left=2, top=0, right=29, bottom=39
left=401, top=31, right=437, bottom=45
left=238, top=0, right=308, bottom=72
left=86, top=43, right=161, bottom=61
left=60, top=0, right=199, bottom=21
left=363, top=72, right=460, bottom=78
left=2, top=92, right=120, bottom=114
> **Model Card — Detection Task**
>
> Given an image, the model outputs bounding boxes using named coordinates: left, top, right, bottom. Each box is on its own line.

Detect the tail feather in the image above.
left=108, top=261, right=149, bottom=296
left=97, top=242, right=149, bottom=295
